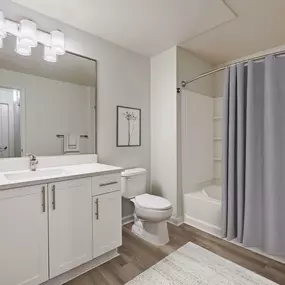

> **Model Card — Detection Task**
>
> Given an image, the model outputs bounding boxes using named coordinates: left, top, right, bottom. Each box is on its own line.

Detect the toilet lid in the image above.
left=135, top=194, right=172, bottom=210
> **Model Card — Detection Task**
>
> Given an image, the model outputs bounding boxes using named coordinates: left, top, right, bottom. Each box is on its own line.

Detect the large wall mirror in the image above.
left=0, top=35, right=97, bottom=158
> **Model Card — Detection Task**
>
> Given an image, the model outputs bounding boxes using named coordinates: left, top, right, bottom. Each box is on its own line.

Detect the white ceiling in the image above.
left=180, top=0, right=285, bottom=64
left=7, top=0, right=285, bottom=64
left=12, top=0, right=236, bottom=57
left=0, top=35, right=96, bottom=86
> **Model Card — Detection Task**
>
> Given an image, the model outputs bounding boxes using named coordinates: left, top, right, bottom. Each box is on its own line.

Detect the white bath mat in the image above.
left=126, top=242, right=277, bottom=285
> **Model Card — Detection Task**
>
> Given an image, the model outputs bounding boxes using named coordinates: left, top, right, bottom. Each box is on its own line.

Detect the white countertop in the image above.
left=0, top=163, right=124, bottom=191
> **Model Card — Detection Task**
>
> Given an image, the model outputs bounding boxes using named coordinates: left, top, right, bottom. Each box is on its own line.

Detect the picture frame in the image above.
left=116, top=106, right=141, bottom=147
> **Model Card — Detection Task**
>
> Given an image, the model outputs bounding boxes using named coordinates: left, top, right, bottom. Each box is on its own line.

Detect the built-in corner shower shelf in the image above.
left=214, top=116, right=223, bottom=120
left=214, top=158, right=222, bottom=162
left=213, top=137, right=222, bottom=141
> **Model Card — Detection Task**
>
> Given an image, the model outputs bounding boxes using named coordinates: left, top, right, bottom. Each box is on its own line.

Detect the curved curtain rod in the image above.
left=181, top=49, right=285, bottom=88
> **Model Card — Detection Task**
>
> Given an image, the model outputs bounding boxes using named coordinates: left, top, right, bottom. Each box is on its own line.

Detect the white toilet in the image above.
left=121, top=168, right=173, bottom=246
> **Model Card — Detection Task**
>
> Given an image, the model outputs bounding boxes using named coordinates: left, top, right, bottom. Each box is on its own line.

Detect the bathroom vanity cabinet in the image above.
left=0, top=170, right=122, bottom=285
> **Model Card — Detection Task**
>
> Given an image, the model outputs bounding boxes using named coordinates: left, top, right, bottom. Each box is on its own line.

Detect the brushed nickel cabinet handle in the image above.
left=42, top=186, right=46, bottom=213
left=52, top=185, right=56, bottom=210
left=99, top=181, right=118, bottom=187
left=95, top=198, right=99, bottom=220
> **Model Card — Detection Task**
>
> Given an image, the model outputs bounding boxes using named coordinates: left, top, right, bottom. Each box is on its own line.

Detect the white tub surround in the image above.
left=0, top=154, right=124, bottom=285
left=184, top=185, right=222, bottom=236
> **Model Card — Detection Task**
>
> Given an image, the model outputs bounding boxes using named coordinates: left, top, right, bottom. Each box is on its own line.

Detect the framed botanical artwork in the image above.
left=116, top=106, right=141, bottom=147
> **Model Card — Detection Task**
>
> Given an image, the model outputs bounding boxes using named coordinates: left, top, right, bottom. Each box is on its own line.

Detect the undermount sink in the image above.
left=4, top=169, right=70, bottom=182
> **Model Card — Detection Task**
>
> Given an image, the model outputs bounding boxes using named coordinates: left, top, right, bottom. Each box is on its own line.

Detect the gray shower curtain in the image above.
left=222, top=55, right=285, bottom=256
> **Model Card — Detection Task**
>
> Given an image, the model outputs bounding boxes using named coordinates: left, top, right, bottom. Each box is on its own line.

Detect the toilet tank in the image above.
left=121, top=168, right=147, bottom=199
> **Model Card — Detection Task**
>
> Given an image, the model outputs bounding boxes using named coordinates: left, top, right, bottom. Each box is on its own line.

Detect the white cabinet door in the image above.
left=0, top=185, right=49, bottom=285
left=48, top=178, right=92, bottom=278
left=93, top=191, right=122, bottom=258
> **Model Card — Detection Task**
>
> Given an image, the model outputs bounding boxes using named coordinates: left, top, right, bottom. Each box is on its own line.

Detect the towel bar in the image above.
left=56, top=134, right=88, bottom=138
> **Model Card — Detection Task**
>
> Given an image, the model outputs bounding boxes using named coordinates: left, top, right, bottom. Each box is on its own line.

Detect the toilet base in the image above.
left=132, top=215, right=169, bottom=246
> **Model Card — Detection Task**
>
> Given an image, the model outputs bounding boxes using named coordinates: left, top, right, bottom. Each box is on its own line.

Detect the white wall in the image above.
left=150, top=47, right=178, bottom=218
left=2, top=1, right=150, bottom=219
left=0, top=68, right=93, bottom=156
left=181, top=90, right=213, bottom=193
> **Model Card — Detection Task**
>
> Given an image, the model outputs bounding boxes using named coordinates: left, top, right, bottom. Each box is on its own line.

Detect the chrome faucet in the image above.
left=27, top=153, right=38, bottom=171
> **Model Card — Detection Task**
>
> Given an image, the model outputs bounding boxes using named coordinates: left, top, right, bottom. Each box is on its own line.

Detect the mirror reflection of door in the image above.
left=0, top=87, right=21, bottom=158
left=0, top=103, right=9, bottom=157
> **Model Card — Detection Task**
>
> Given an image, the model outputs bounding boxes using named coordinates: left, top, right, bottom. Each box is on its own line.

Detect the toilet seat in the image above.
left=135, top=194, right=172, bottom=210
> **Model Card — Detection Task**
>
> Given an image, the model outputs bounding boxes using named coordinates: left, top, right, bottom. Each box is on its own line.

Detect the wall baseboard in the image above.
left=184, top=214, right=221, bottom=237
left=122, top=214, right=134, bottom=225
left=168, top=215, right=184, bottom=226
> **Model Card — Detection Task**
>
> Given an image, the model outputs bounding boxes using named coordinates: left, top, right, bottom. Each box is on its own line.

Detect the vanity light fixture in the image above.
left=15, top=37, right=32, bottom=56
left=0, top=10, right=65, bottom=62
left=51, top=30, right=65, bottom=55
left=18, top=19, right=38, bottom=48
left=43, top=46, right=57, bottom=63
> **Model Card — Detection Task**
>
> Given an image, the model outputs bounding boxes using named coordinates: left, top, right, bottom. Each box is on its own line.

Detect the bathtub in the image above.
left=184, top=185, right=222, bottom=236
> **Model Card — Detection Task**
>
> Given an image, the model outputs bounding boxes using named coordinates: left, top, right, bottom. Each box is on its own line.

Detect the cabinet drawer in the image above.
left=92, top=173, right=121, bottom=196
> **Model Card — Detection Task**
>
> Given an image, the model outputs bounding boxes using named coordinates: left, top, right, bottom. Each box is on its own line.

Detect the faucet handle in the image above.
left=27, top=153, right=37, bottom=160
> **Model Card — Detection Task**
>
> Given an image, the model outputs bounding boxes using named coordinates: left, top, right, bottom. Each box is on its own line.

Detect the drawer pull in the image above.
left=99, top=181, right=118, bottom=187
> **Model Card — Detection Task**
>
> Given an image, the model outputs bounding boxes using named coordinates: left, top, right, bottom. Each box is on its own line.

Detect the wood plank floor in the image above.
left=66, top=223, right=285, bottom=285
